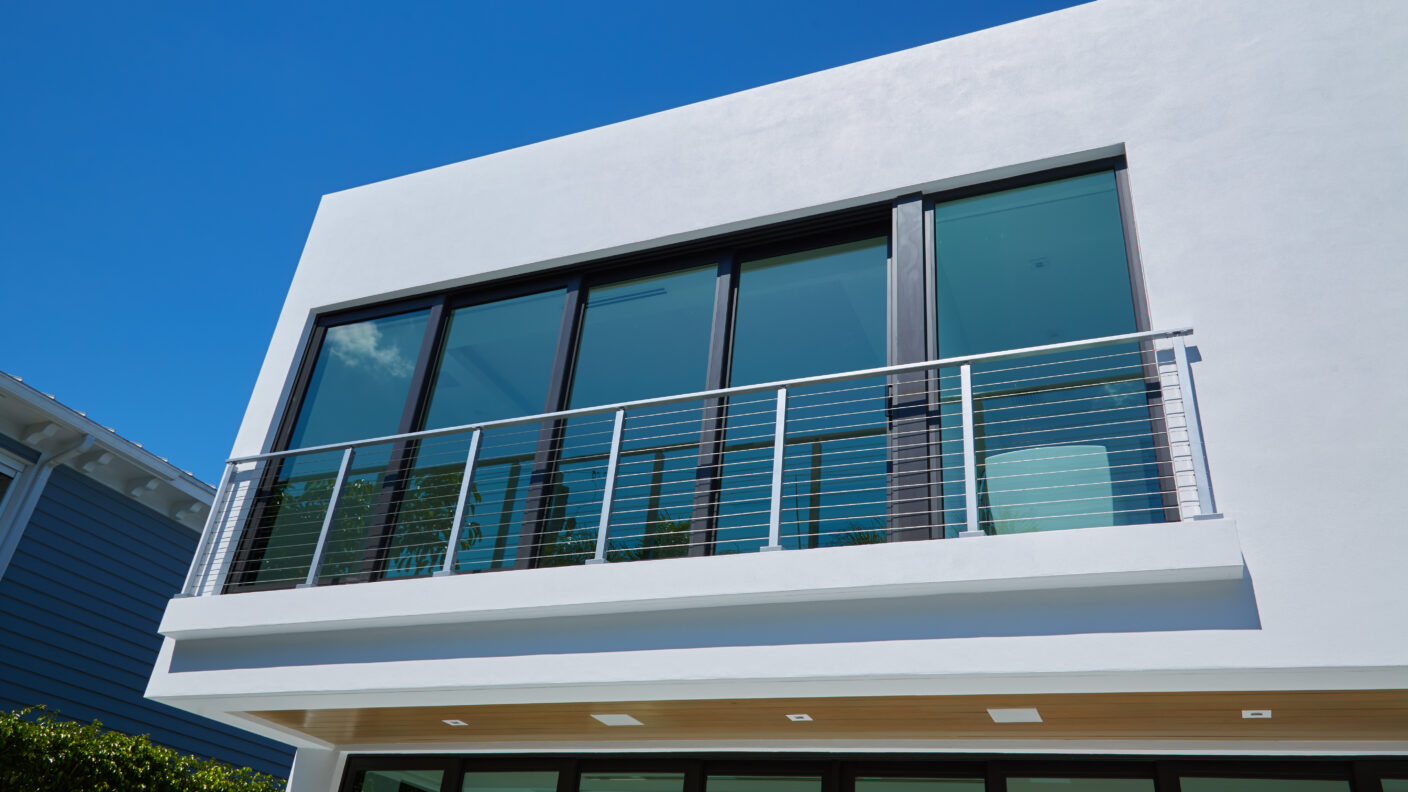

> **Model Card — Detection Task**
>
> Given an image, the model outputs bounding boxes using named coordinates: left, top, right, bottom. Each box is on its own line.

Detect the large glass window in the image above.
left=581, top=773, right=685, bottom=792
left=933, top=172, right=1169, bottom=535
left=462, top=771, right=560, bottom=792
left=1006, top=781, right=1152, bottom=792
left=716, top=236, right=889, bottom=553
left=235, top=309, right=430, bottom=589
left=380, top=289, right=567, bottom=579
left=232, top=162, right=1192, bottom=590
left=542, top=266, right=718, bottom=565
left=290, top=310, right=431, bottom=449
left=351, top=768, right=445, bottom=792
left=856, top=779, right=983, bottom=792
left=707, top=776, right=822, bottom=792
left=1179, top=780, right=1349, bottom=792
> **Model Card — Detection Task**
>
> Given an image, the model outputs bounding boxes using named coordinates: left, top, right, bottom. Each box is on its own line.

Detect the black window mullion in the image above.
left=1153, top=761, right=1182, bottom=792
left=689, top=253, right=737, bottom=557
left=887, top=194, right=935, bottom=542
left=518, top=277, right=586, bottom=569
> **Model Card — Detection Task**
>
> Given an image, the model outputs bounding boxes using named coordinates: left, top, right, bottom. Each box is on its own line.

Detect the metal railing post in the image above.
left=299, top=448, right=354, bottom=588
left=763, top=387, right=788, bottom=551
left=1172, top=334, right=1218, bottom=517
left=179, top=463, right=234, bottom=597
left=436, top=429, right=482, bottom=577
left=589, top=409, right=627, bottom=565
left=958, top=363, right=984, bottom=537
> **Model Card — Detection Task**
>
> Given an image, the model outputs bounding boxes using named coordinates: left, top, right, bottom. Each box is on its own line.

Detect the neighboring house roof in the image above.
left=0, top=371, right=213, bottom=532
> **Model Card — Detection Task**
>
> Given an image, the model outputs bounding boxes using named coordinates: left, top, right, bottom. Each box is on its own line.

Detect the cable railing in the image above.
left=179, top=328, right=1216, bottom=597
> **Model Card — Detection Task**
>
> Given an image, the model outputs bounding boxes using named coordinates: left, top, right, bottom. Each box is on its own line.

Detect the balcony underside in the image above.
left=246, top=690, right=1408, bottom=747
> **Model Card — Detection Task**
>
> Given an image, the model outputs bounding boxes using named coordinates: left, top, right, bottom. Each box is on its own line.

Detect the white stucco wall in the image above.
left=157, top=0, right=1408, bottom=751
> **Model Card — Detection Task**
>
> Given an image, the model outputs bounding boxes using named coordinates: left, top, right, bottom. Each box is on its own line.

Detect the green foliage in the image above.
left=0, top=708, right=285, bottom=792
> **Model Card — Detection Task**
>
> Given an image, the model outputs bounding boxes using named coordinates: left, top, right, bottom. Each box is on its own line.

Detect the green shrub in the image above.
left=0, top=708, right=286, bottom=792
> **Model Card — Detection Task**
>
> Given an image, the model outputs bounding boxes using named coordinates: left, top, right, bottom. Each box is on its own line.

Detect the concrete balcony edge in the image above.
left=159, top=518, right=1241, bottom=641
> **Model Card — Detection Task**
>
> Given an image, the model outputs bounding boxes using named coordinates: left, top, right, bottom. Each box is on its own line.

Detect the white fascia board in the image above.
left=0, top=374, right=214, bottom=506
left=160, top=519, right=1242, bottom=640
left=146, top=658, right=1408, bottom=716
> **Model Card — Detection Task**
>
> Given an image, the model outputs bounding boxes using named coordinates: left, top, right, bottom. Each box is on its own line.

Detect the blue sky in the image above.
left=1, top=0, right=1082, bottom=483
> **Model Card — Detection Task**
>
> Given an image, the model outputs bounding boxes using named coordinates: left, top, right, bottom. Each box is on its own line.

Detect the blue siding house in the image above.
left=0, top=372, right=294, bottom=778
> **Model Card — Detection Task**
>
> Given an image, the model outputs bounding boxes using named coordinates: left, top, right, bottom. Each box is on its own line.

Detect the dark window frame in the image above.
left=229, top=157, right=1175, bottom=591
left=923, top=156, right=1180, bottom=535
left=338, top=754, right=1407, bottom=792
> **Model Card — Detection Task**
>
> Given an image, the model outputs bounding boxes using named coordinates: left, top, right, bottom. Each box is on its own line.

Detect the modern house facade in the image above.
left=0, top=372, right=294, bottom=777
left=148, top=1, right=1408, bottom=791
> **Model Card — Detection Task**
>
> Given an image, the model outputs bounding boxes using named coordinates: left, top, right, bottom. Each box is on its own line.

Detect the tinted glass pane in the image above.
left=424, top=289, right=565, bottom=429
left=933, top=170, right=1136, bottom=358
left=379, top=290, right=565, bottom=579
left=933, top=174, right=1167, bottom=534
left=730, top=237, right=887, bottom=386
left=581, top=772, right=685, bottom=792
left=239, top=449, right=345, bottom=588
left=717, top=237, right=888, bottom=553
left=1180, top=781, right=1349, bottom=792
left=570, top=266, right=716, bottom=407
left=462, top=771, right=559, bottom=792
left=856, top=778, right=984, bottom=792
left=707, top=776, right=821, bottom=792
left=1380, top=781, right=1408, bottom=791
left=353, top=768, right=444, bottom=792
left=0, top=471, right=12, bottom=504
left=545, top=266, right=717, bottom=564
left=1007, top=780, right=1152, bottom=792
left=289, top=310, right=430, bottom=449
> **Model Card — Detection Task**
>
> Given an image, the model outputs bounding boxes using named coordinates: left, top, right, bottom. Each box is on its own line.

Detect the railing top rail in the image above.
left=228, top=327, right=1192, bottom=465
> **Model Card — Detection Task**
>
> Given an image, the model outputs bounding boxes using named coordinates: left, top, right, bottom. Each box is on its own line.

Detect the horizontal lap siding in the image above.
left=0, top=466, right=294, bottom=778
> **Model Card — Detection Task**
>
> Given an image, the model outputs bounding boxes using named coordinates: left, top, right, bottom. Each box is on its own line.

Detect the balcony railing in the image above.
left=180, top=328, right=1216, bottom=597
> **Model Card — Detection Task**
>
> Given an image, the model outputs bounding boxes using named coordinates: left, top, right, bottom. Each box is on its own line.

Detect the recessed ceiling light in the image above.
left=987, top=707, right=1043, bottom=723
left=591, top=713, right=644, bottom=726
left=1242, top=709, right=1272, bottom=719
left=786, top=713, right=813, bottom=722
left=442, top=719, right=468, bottom=727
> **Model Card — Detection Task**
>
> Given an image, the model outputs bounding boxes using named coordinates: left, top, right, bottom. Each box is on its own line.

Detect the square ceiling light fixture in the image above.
left=786, top=714, right=813, bottom=722
left=591, top=713, right=644, bottom=726
left=441, top=719, right=468, bottom=727
left=1242, top=709, right=1273, bottom=719
left=987, top=707, right=1043, bottom=723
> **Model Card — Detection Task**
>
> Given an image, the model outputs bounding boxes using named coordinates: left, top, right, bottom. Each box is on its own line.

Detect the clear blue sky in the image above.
left=1, top=0, right=1083, bottom=483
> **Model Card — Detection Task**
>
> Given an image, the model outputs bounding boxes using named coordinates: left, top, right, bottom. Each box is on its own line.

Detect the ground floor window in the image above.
left=340, top=756, right=1408, bottom=792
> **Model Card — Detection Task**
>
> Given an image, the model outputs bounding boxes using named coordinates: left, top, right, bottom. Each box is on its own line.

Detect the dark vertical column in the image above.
left=1152, top=762, right=1182, bottom=792
left=689, top=255, right=737, bottom=557
left=887, top=193, right=937, bottom=541
left=517, top=277, right=585, bottom=568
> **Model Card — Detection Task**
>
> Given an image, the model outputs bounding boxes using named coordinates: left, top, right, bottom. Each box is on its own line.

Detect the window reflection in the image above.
left=290, top=310, right=430, bottom=449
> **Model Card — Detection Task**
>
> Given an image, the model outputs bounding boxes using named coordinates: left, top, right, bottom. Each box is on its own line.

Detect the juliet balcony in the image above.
left=178, top=327, right=1219, bottom=600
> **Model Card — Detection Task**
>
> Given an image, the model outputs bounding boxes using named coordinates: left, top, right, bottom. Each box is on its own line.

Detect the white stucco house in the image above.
left=148, top=1, right=1408, bottom=790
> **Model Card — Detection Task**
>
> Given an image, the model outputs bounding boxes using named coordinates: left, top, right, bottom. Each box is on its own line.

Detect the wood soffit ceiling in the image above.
left=247, top=690, right=1408, bottom=746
